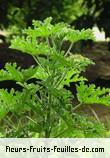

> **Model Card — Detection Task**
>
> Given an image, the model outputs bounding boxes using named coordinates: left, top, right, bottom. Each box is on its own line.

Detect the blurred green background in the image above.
left=0, top=0, right=110, bottom=39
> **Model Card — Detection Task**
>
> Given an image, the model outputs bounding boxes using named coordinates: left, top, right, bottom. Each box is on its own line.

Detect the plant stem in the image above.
left=55, top=70, right=68, bottom=88
left=65, top=42, right=74, bottom=56
left=55, top=128, right=69, bottom=138
left=32, top=56, right=43, bottom=68
left=45, top=94, right=52, bottom=138
left=46, top=37, right=50, bottom=47
left=88, top=105, right=101, bottom=123
left=33, top=55, right=50, bottom=75
left=51, top=36, right=56, bottom=49
left=4, top=117, right=16, bottom=129
left=72, top=103, right=82, bottom=111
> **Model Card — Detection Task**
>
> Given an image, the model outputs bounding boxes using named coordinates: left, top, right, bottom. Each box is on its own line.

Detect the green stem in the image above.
left=55, top=128, right=69, bottom=138
left=45, top=94, right=52, bottom=138
left=33, top=55, right=50, bottom=75
left=55, top=73, right=66, bottom=87
left=5, top=117, right=16, bottom=129
left=88, top=105, right=101, bottom=123
left=51, top=36, right=56, bottom=49
left=46, top=37, right=50, bottom=47
left=72, top=103, right=82, bottom=111
left=32, top=56, right=43, bottom=68
left=65, top=42, right=74, bottom=56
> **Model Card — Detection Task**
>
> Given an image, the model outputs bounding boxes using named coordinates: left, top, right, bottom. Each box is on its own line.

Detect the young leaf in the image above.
left=65, top=29, right=95, bottom=42
left=0, top=63, right=23, bottom=82
left=10, top=36, right=50, bottom=56
left=76, top=82, right=110, bottom=106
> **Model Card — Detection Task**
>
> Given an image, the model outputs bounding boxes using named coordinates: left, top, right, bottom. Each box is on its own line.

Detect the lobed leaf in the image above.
left=76, top=82, right=110, bottom=106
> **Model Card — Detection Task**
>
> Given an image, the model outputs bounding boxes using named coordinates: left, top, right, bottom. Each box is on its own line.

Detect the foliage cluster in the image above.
left=0, top=17, right=109, bottom=137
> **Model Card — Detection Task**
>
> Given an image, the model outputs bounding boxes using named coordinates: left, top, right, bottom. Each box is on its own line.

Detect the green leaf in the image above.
left=65, top=29, right=95, bottom=42
left=10, top=36, right=50, bottom=56
left=0, top=63, right=23, bottom=82
left=0, top=63, right=39, bottom=83
left=77, top=82, right=110, bottom=106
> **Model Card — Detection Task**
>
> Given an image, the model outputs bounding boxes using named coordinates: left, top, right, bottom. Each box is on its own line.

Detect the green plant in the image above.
left=0, top=17, right=109, bottom=138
